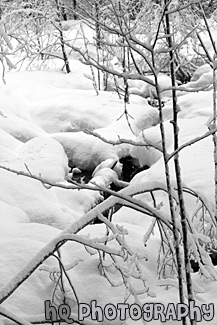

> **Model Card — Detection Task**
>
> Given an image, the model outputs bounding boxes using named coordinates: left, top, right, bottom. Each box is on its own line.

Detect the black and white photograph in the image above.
left=0, top=1, right=217, bottom=324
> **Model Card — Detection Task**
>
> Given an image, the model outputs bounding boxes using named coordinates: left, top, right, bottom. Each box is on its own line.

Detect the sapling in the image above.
left=54, top=0, right=70, bottom=73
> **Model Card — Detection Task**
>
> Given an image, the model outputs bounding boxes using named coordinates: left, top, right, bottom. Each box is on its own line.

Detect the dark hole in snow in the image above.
left=70, top=169, right=92, bottom=184
left=120, top=156, right=149, bottom=182
left=190, top=250, right=217, bottom=273
left=147, top=98, right=165, bottom=108
left=175, top=67, right=192, bottom=84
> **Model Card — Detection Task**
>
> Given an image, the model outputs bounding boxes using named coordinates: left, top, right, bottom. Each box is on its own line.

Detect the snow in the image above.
left=197, top=24, right=217, bottom=59
left=0, top=200, right=29, bottom=225
left=0, top=136, right=69, bottom=183
left=89, top=167, right=118, bottom=187
left=92, top=158, right=123, bottom=178
left=131, top=117, right=214, bottom=197
left=0, top=87, right=30, bottom=120
left=191, top=63, right=212, bottom=82
left=0, top=223, right=61, bottom=316
left=62, top=222, right=161, bottom=322
left=0, top=128, right=21, bottom=150
left=164, top=90, right=213, bottom=119
left=50, top=131, right=127, bottom=170
left=128, top=74, right=175, bottom=99
left=1, top=16, right=217, bottom=325
left=53, top=187, right=102, bottom=216
left=129, top=116, right=216, bottom=232
left=0, top=168, right=78, bottom=228
left=16, top=136, right=69, bottom=182
left=0, top=114, right=47, bottom=142
left=26, top=89, right=157, bottom=133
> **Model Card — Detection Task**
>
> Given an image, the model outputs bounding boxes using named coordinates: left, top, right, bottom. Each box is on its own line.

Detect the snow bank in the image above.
left=54, top=187, right=102, bottom=216
left=0, top=87, right=31, bottom=120
left=0, top=135, right=83, bottom=228
left=0, top=132, right=104, bottom=228
left=164, top=90, right=213, bottom=119
left=28, top=89, right=157, bottom=133
left=0, top=223, right=61, bottom=316
left=0, top=168, right=79, bottom=228
left=128, top=74, right=175, bottom=99
left=130, top=120, right=174, bottom=167
left=131, top=117, right=215, bottom=211
left=17, top=136, right=69, bottom=182
left=0, top=200, right=29, bottom=225
left=50, top=131, right=128, bottom=170
left=0, top=128, right=21, bottom=150
left=5, top=66, right=95, bottom=96
left=191, top=63, right=211, bottom=81
left=0, top=114, right=47, bottom=142
left=0, top=136, right=69, bottom=183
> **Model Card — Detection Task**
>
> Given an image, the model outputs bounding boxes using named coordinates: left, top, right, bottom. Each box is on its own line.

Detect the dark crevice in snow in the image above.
left=191, top=250, right=217, bottom=273
left=120, top=156, right=149, bottom=182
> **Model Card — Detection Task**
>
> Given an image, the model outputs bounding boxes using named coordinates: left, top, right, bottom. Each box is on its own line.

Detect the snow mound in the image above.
left=28, top=90, right=157, bottom=133
left=0, top=136, right=69, bottom=183
left=0, top=135, right=104, bottom=228
left=54, top=187, right=102, bottom=217
left=0, top=128, right=21, bottom=150
left=16, top=136, right=69, bottom=183
left=131, top=117, right=215, bottom=209
left=0, top=136, right=84, bottom=228
left=50, top=131, right=128, bottom=170
left=0, top=114, right=47, bottom=142
left=128, top=74, right=175, bottom=99
left=0, top=168, right=79, bottom=229
left=130, top=120, right=174, bottom=167
left=96, top=103, right=158, bottom=140
left=0, top=223, right=61, bottom=316
left=92, top=158, right=122, bottom=178
left=191, top=63, right=211, bottom=82
left=5, top=66, right=96, bottom=96
left=0, top=87, right=31, bottom=120
left=164, top=90, right=213, bottom=119
left=179, top=71, right=213, bottom=91
left=90, top=167, right=118, bottom=187
left=0, top=200, right=29, bottom=225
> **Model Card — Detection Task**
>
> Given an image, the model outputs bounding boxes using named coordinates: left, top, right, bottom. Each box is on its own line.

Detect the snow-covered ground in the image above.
left=0, top=19, right=217, bottom=325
